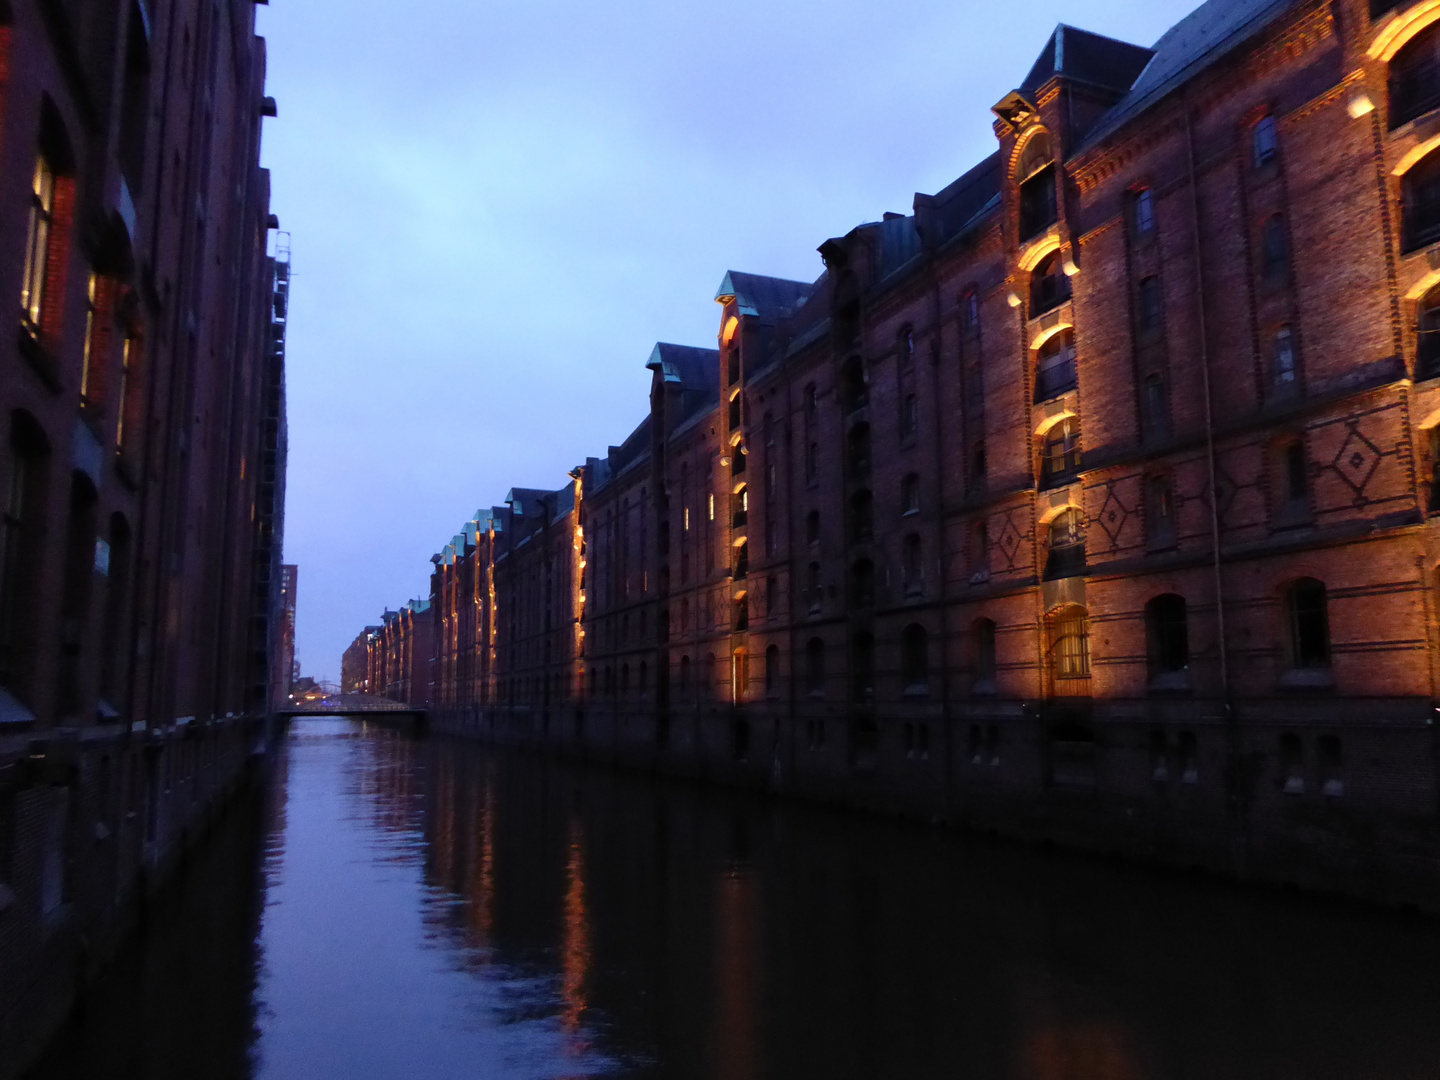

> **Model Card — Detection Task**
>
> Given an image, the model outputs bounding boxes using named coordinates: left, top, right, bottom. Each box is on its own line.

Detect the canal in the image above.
left=25, top=717, right=1440, bottom=1079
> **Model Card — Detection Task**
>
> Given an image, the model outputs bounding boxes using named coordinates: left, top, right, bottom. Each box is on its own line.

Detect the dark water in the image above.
left=27, top=717, right=1440, bottom=1079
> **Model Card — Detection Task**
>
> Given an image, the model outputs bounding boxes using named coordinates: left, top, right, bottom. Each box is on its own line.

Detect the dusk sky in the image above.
left=255, top=0, right=1197, bottom=682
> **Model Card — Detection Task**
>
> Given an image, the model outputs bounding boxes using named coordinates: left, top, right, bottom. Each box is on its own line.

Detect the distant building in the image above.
left=276, top=565, right=299, bottom=704
left=342, top=626, right=380, bottom=694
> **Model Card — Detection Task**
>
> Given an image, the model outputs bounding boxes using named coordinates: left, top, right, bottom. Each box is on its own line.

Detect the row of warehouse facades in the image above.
left=351, top=0, right=1440, bottom=910
left=0, top=1, right=289, bottom=1074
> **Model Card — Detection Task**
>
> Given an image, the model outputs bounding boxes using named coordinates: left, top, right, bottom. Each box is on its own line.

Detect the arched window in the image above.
left=1261, top=215, right=1288, bottom=280
left=852, top=631, right=875, bottom=702
left=1030, top=249, right=1070, bottom=314
left=900, top=473, right=920, bottom=515
left=1136, top=275, right=1163, bottom=335
left=840, top=356, right=867, bottom=411
left=1131, top=188, right=1156, bottom=238
left=902, top=534, right=923, bottom=595
left=1047, top=605, right=1092, bottom=681
left=1017, top=133, right=1057, bottom=241
left=1041, top=418, right=1081, bottom=486
left=765, top=644, right=780, bottom=696
left=901, top=624, right=929, bottom=692
left=1419, top=284, right=1440, bottom=378
left=848, top=422, right=871, bottom=476
left=1, top=411, right=50, bottom=692
left=974, top=618, right=998, bottom=689
left=733, top=537, right=748, bottom=578
left=1146, top=594, right=1190, bottom=678
left=21, top=154, right=58, bottom=337
left=732, top=484, right=748, bottom=527
left=900, top=393, right=919, bottom=440
left=850, top=489, right=873, bottom=542
left=1285, top=578, right=1331, bottom=669
left=850, top=558, right=875, bottom=608
left=805, top=637, right=825, bottom=696
left=1034, top=330, right=1077, bottom=402
left=1390, top=22, right=1440, bottom=130
left=1252, top=116, right=1278, bottom=168
left=1404, top=147, right=1440, bottom=252
left=805, top=509, right=820, bottom=548
left=1044, top=508, right=1086, bottom=580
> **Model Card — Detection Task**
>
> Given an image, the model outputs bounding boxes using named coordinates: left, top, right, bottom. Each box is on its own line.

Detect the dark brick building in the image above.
left=370, top=0, right=1440, bottom=909
left=0, top=1, right=286, bottom=1071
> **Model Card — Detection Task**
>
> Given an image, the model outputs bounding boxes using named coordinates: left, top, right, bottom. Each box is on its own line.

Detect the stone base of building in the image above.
left=0, top=716, right=267, bottom=1080
left=427, top=701, right=1440, bottom=915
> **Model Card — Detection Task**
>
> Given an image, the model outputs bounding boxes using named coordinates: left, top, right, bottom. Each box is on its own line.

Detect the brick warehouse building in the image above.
left=0, top=0, right=287, bottom=1072
left=359, top=0, right=1440, bottom=909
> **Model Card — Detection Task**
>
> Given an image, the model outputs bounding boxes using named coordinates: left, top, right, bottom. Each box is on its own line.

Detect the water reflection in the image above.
left=28, top=718, right=1440, bottom=1079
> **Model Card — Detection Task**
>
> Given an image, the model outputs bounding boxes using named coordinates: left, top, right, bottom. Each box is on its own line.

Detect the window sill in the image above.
left=1279, top=667, right=1334, bottom=691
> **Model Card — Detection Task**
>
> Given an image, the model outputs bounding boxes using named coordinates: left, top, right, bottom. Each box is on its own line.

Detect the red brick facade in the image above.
left=0, top=2, right=285, bottom=1071
left=373, top=0, right=1440, bottom=909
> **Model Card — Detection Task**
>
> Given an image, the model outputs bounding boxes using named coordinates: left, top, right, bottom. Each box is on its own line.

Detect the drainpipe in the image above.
left=1185, top=97, right=1239, bottom=828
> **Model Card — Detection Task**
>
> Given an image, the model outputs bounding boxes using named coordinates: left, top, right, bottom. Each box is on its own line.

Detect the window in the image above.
left=727, top=348, right=741, bottom=386
left=732, top=648, right=748, bottom=700
left=765, top=645, right=780, bottom=697
left=1428, top=427, right=1440, bottom=512
left=1404, top=148, right=1440, bottom=252
left=901, top=625, right=929, bottom=692
left=1041, top=418, right=1081, bottom=486
left=1136, top=276, right=1163, bottom=335
left=1282, top=439, right=1308, bottom=506
left=1, top=413, right=48, bottom=690
left=840, top=356, right=867, bottom=411
left=805, top=441, right=819, bottom=483
left=1048, top=606, right=1092, bottom=681
left=899, top=328, right=915, bottom=368
left=679, top=654, right=692, bottom=697
left=1261, top=216, right=1288, bottom=280
left=851, top=631, right=875, bottom=703
left=1146, top=594, right=1190, bottom=678
left=805, top=383, right=818, bottom=419
left=850, top=558, right=875, bottom=608
left=805, top=637, right=825, bottom=696
left=806, top=510, right=820, bottom=548
left=970, top=441, right=987, bottom=491
left=731, top=489, right=747, bottom=529
left=848, top=423, right=871, bottom=476
left=974, top=618, right=997, bottom=689
left=961, top=289, right=981, bottom=335
left=850, top=490, right=873, bottom=542
left=1390, top=22, right=1440, bottom=130
left=81, top=274, right=99, bottom=402
left=729, top=391, right=742, bottom=431
left=1030, top=250, right=1071, bottom=315
left=902, top=534, right=923, bottom=595
left=1131, top=188, right=1155, bottom=238
left=1018, top=134, right=1058, bottom=241
left=807, top=561, right=821, bottom=612
left=900, top=393, right=919, bottom=440
left=733, top=537, right=748, bottom=578
left=1034, top=330, right=1077, bottom=402
left=21, top=155, right=56, bottom=335
left=1147, top=473, right=1176, bottom=546
left=1420, top=285, right=1440, bottom=378
left=733, top=594, right=749, bottom=632
left=1272, top=325, right=1296, bottom=386
left=1044, top=508, right=1086, bottom=580
left=1280, top=733, right=1305, bottom=794
left=707, top=492, right=715, bottom=522
left=1252, top=116, right=1278, bottom=168
left=1285, top=577, right=1331, bottom=669
left=965, top=362, right=984, bottom=414
left=1318, top=735, right=1344, bottom=797
left=970, top=520, right=989, bottom=583
left=1142, top=372, right=1169, bottom=438
left=900, top=473, right=920, bottom=515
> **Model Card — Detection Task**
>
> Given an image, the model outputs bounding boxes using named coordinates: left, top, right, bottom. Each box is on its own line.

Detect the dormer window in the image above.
left=1030, top=250, right=1070, bottom=315
left=1017, top=133, right=1057, bottom=242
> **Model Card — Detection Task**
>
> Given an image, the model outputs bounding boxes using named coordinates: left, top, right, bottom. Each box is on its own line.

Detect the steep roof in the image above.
left=1021, top=24, right=1155, bottom=97
left=646, top=342, right=719, bottom=389
left=714, top=270, right=814, bottom=320
left=1080, top=0, right=1302, bottom=151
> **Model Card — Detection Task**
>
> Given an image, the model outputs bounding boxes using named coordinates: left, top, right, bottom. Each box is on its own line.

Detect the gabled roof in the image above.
left=1080, top=0, right=1301, bottom=151
left=1021, top=24, right=1155, bottom=97
left=714, top=270, right=813, bottom=320
left=646, top=342, right=719, bottom=389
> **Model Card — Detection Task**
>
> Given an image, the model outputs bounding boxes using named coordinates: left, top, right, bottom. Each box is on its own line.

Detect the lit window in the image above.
left=1044, top=508, right=1085, bottom=580
left=1034, top=330, right=1077, bottom=402
left=21, top=155, right=56, bottom=333
left=1048, top=606, right=1091, bottom=679
left=1041, top=418, right=1081, bottom=486
left=81, top=274, right=98, bottom=401
left=116, top=337, right=137, bottom=449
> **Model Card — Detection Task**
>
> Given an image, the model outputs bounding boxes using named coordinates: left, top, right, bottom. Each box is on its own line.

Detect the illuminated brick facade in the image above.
left=378, top=0, right=1440, bottom=907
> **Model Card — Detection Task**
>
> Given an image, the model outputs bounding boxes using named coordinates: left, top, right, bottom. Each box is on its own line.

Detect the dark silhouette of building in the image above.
left=0, top=1, right=286, bottom=1070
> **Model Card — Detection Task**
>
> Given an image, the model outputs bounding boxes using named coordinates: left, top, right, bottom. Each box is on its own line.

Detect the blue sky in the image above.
left=255, top=0, right=1199, bottom=681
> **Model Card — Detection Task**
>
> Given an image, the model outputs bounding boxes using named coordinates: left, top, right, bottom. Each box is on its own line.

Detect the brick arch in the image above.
left=1017, top=233, right=1062, bottom=272
left=1393, top=133, right=1440, bottom=177
left=1036, top=500, right=1083, bottom=527
left=1029, top=320, right=1073, bottom=352
left=1370, top=0, right=1440, bottom=61
left=1009, top=125, right=1053, bottom=178
left=1034, top=408, right=1077, bottom=437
